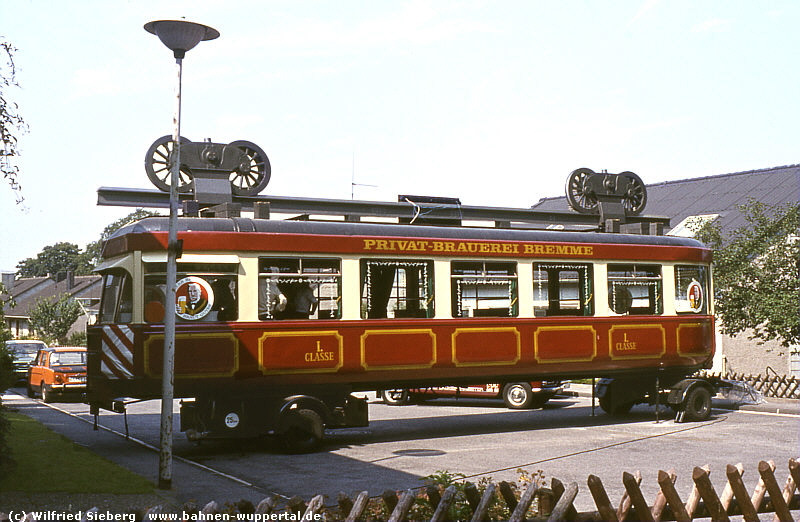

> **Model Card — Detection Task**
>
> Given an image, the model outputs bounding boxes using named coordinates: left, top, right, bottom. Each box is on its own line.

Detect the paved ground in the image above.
left=2, top=385, right=798, bottom=516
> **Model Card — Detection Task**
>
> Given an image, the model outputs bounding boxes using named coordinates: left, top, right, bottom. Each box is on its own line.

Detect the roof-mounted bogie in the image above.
left=107, top=146, right=665, bottom=234
left=565, top=168, right=648, bottom=230
left=145, top=135, right=270, bottom=210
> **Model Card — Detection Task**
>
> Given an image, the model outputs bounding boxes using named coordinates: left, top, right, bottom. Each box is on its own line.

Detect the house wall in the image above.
left=5, top=317, right=31, bottom=338
left=719, top=330, right=794, bottom=377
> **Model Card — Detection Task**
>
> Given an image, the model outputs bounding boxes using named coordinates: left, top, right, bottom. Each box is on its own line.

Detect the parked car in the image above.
left=27, top=346, right=87, bottom=402
left=5, top=340, right=48, bottom=384
left=380, top=380, right=566, bottom=409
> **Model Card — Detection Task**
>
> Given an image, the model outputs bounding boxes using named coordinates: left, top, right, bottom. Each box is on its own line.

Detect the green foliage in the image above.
left=2, top=39, right=27, bottom=204
left=65, top=329, right=87, bottom=347
left=343, top=468, right=546, bottom=521
left=695, top=199, right=800, bottom=348
left=28, top=293, right=83, bottom=345
left=16, top=210, right=161, bottom=277
left=0, top=281, right=14, bottom=390
left=412, top=470, right=473, bottom=521
left=84, top=208, right=161, bottom=266
left=0, top=281, right=17, bottom=476
left=16, top=242, right=94, bottom=278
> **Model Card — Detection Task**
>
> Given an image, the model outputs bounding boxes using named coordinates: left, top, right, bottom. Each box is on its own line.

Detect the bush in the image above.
left=0, top=339, right=17, bottom=478
left=348, top=468, right=546, bottom=520
left=66, top=330, right=87, bottom=347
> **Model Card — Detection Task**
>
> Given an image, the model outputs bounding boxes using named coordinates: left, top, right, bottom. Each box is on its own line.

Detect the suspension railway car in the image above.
left=87, top=216, right=715, bottom=451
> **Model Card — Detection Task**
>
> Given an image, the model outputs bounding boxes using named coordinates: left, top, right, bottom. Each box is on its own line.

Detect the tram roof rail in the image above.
left=97, top=186, right=670, bottom=235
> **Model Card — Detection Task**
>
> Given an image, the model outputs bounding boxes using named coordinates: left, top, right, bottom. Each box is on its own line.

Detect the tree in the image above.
left=16, top=210, right=161, bottom=278
left=0, top=282, right=16, bottom=476
left=0, top=281, right=14, bottom=386
left=84, top=208, right=161, bottom=266
left=28, top=293, right=82, bottom=345
left=16, top=242, right=94, bottom=278
left=1, top=39, right=27, bottom=204
left=695, top=200, right=800, bottom=348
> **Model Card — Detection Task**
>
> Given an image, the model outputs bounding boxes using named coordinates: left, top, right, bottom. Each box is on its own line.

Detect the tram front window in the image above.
left=361, top=259, right=434, bottom=319
left=144, top=263, right=238, bottom=323
left=258, top=257, right=341, bottom=320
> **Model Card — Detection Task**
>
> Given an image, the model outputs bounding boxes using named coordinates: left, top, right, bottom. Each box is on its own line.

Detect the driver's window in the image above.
left=99, top=270, right=133, bottom=324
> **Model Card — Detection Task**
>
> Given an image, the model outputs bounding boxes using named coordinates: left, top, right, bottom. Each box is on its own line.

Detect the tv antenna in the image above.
left=350, top=148, right=377, bottom=199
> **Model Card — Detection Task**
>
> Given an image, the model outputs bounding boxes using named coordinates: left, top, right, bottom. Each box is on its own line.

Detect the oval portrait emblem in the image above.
left=687, top=280, right=703, bottom=313
left=175, top=276, right=214, bottom=320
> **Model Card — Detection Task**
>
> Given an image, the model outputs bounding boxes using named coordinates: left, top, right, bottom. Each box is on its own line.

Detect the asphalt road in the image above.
left=5, top=387, right=799, bottom=514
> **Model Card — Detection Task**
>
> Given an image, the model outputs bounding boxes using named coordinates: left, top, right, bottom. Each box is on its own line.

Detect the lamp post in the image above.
left=144, top=19, right=219, bottom=490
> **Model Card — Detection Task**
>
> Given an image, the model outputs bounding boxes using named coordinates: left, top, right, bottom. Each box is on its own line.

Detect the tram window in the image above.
left=533, top=263, right=594, bottom=317
left=361, top=259, right=434, bottom=319
left=674, top=265, right=708, bottom=314
left=607, top=264, right=662, bottom=315
left=99, top=271, right=132, bottom=324
left=144, top=263, right=238, bottom=323
left=258, top=257, right=341, bottom=320
left=451, top=261, right=518, bottom=317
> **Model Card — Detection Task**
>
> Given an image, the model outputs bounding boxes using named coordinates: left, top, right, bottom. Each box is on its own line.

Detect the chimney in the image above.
left=67, top=271, right=75, bottom=290
left=1, top=272, right=14, bottom=290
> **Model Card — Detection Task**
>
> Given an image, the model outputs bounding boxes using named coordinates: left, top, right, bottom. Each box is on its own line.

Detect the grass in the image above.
left=0, top=410, right=154, bottom=494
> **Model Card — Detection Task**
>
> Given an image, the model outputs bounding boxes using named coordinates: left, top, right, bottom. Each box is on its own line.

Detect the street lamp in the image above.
left=144, top=18, right=219, bottom=491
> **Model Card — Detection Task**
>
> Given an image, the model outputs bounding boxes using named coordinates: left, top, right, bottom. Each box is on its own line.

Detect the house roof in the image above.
left=4, top=277, right=51, bottom=301
left=531, top=164, right=800, bottom=236
left=2, top=274, right=101, bottom=318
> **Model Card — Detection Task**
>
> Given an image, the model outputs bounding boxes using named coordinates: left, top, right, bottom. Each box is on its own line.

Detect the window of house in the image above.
left=533, top=263, right=594, bottom=316
left=99, top=270, right=132, bottom=324
left=361, top=259, right=434, bottom=319
left=674, top=265, right=709, bottom=314
left=451, top=261, right=517, bottom=317
left=258, top=257, right=341, bottom=320
left=607, top=264, right=662, bottom=315
left=144, top=263, right=238, bottom=323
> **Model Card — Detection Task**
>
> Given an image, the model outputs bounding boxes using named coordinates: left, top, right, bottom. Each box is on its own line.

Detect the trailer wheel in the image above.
left=280, top=408, right=324, bottom=454
left=598, top=397, right=633, bottom=415
left=503, top=383, right=534, bottom=409
left=381, top=389, right=411, bottom=406
left=683, top=386, right=711, bottom=422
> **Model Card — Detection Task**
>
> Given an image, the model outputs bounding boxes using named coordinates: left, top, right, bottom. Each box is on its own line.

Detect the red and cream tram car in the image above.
left=88, top=217, right=715, bottom=450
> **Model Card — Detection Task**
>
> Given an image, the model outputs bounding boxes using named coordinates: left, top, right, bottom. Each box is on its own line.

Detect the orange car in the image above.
left=27, top=346, right=87, bottom=402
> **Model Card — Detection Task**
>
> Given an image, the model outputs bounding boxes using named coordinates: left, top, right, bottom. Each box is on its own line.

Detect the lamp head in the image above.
left=144, top=20, right=220, bottom=59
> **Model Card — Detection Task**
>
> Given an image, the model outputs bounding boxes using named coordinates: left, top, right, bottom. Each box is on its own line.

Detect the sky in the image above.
left=2, top=1, right=799, bottom=272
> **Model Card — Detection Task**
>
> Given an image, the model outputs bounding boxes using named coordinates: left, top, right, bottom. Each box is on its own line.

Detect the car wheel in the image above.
left=503, top=383, right=534, bottom=409
left=530, top=397, right=549, bottom=409
left=41, top=382, right=53, bottom=403
left=380, top=389, right=411, bottom=406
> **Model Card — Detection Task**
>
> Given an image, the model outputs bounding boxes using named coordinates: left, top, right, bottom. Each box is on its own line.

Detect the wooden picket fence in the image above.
left=702, top=371, right=800, bottom=400
left=140, top=458, right=800, bottom=521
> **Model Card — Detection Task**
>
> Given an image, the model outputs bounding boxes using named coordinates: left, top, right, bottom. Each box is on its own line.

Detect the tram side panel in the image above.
left=88, top=314, right=714, bottom=409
